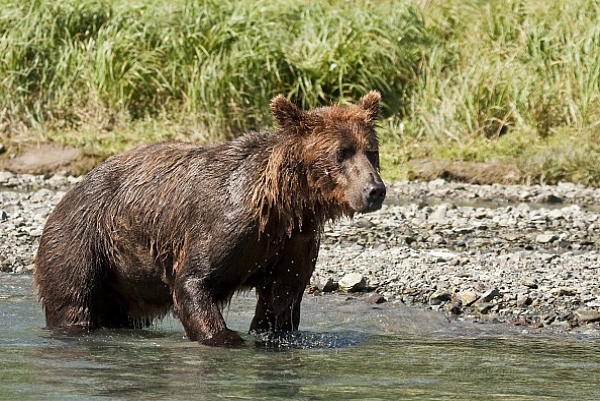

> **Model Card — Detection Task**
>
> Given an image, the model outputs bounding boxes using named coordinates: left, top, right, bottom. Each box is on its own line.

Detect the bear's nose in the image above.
left=363, top=181, right=386, bottom=206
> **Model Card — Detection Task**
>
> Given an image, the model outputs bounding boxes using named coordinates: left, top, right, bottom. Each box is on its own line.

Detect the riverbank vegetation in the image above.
left=1, top=0, right=599, bottom=184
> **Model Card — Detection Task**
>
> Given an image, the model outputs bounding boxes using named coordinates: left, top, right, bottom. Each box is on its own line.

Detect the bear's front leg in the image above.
left=173, top=273, right=243, bottom=346
left=250, top=236, right=318, bottom=333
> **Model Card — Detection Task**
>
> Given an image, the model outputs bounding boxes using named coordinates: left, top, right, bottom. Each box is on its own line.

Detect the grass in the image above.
left=380, top=0, right=600, bottom=184
left=1, top=0, right=600, bottom=185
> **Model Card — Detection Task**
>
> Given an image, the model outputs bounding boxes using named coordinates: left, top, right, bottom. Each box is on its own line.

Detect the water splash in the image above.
left=253, top=330, right=365, bottom=350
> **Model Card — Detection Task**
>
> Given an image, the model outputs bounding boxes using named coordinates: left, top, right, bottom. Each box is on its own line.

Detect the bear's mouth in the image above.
left=347, top=194, right=385, bottom=214
left=357, top=197, right=385, bottom=213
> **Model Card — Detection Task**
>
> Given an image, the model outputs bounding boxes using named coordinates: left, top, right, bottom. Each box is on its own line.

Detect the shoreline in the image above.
left=2, top=171, right=599, bottom=335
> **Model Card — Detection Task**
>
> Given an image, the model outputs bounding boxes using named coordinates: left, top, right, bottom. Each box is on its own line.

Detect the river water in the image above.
left=1, top=273, right=599, bottom=401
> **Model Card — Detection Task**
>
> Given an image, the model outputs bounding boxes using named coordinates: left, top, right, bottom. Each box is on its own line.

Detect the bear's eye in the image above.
left=366, top=151, right=379, bottom=167
left=336, top=147, right=355, bottom=164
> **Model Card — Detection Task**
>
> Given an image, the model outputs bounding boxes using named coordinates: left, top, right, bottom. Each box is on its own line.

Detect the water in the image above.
left=2, top=274, right=599, bottom=401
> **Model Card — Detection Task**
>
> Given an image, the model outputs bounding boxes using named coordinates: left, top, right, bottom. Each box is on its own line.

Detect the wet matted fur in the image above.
left=34, top=92, right=386, bottom=345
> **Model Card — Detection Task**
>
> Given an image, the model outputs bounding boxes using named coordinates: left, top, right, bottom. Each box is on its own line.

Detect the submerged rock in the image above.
left=366, top=293, right=386, bottom=304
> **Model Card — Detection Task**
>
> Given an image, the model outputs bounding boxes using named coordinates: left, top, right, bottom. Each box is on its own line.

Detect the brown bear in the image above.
left=34, top=91, right=386, bottom=346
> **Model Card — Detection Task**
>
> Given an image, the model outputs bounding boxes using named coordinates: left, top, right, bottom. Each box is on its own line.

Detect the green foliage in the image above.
left=1, top=0, right=600, bottom=184
left=0, top=0, right=428, bottom=138
left=391, top=0, right=600, bottom=184
left=401, top=0, right=600, bottom=142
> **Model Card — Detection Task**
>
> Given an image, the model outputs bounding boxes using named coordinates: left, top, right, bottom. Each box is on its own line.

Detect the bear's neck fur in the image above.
left=249, top=132, right=346, bottom=239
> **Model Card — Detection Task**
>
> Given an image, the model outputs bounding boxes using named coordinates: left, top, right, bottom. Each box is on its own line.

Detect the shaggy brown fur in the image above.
left=34, top=92, right=386, bottom=346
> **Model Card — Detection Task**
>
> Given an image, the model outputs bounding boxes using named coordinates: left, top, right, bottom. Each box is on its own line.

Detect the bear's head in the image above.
left=270, top=91, right=386, bottom=215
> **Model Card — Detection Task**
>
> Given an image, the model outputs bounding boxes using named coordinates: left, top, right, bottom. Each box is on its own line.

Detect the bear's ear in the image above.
left=357, top=91, right=381, bottom=122
left=270, top=95, right=305, bottom=134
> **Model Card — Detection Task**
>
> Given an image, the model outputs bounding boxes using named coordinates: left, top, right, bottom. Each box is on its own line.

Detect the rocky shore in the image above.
left=2, top=171, right=600, bottom=334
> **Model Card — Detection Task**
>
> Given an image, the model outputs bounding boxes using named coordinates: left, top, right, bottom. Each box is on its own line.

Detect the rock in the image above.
left=443, top=302, right=462, bottom=315
left=430, top=203, right=455, bottom=221
left=338, top=273, right=366, bottom=292
left=454, top=226, right=475, bottom=234
left=558, top=240, right=572, bottom=249
left=355, top=218, right=374, bottom=228
left=551, top=287, right=577, bottom=297
left=366, top=293, right=386, bottom=304
left=575, top=309, right=600, bottom=323
left=26, top=227, right=43, bottom=237
left=516, top=295, right=532, bottom=307
left=428, top=250, right=458, bottom=262
left=543, top=194, right=563, bottom=204
left=474, top=302, right=493, bottom=314
left=433, top=234, right=448, bottom=245
left=480, top=288, right=502, bottom=302
left=521, top=278, right=538, bottom=289
left=375, top=243, right=388, bottom=252
left=428, top=178, right=446, bottom=188
left=542, top=313, right=557, bottom=325
left=540, top=253, right=558, bottom=262
left=429, top=290, right=452, bottom=305
left=0, top=210, right=7, bottom=221
left=439, top=202, right=457, bottom=211
left=455, top=291, right=479, bottom=307
left=316, top=277, right=338, bottom=293
left=402, top=235, right=417, bottom=245
left=536, top=234, right=557, bottom=244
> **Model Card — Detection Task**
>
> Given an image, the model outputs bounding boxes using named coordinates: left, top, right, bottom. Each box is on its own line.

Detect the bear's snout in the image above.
left=362, top=180, right=386, bottom=212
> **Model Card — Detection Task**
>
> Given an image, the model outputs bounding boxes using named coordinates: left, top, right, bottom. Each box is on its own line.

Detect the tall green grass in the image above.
left=0, top=0, right=428, bottom=142
left=405, top=0, right=600, bottom=140
left=394, top=0, right=600, bottom=184
left=1, top=0, right=600, bottom=184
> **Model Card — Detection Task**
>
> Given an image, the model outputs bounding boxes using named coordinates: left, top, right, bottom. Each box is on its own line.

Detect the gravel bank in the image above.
left=2, top=171, right=600, bottom=333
